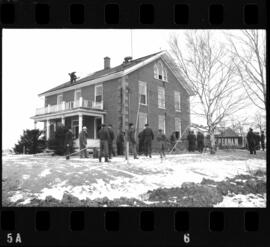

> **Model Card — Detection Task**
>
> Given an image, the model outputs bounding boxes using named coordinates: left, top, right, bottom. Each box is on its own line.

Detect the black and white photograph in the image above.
left=2, top=29, right=266, bottom=207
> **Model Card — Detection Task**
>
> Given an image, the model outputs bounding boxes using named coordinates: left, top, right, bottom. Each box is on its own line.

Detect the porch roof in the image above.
left=31, top=108, right=106, bottom=121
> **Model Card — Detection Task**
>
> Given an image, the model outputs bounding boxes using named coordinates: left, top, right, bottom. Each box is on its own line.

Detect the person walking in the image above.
left=79, top=126, right=88, bottom=158
left=247, top=128, right=256, bottom=155
left=64, top=128, right=73, bottom=159
left=142, top=123, right=154, bottom=157
left=197, top=131, right=204, bottom=153
left=138, top=130, right=144, bottom=155
left=116, top=130, right=124, bottom=155
left=107, top=124, right=115, bottom=159
left=98, top=124, right=110, bottom=162
left=127, top=123, right=138, bottom=159
left=261, top=131, right=265, bottom=151
left=157, top=129, right=167, bottom=159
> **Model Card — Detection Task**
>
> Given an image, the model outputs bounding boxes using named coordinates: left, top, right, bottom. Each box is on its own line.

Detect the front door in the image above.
left=95, top=118, right=102, bottom=139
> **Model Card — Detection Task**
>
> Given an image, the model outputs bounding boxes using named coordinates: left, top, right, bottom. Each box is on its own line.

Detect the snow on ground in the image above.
left=214, top=193, right=266, bottom=207
left=2, top=150, right=266, bottom=206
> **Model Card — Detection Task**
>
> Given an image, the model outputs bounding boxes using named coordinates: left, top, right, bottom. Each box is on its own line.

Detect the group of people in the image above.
left=73, top=123, right=169, bottom=162
left=65, top=124, right=265, bottom=160
left=185, top=130, right=205, bottom=153
left=246, top=128, right=265, bottom=155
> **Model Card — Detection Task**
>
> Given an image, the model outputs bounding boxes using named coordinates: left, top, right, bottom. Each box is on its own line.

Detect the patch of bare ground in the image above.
left=4, top=168, right=265, bottom=207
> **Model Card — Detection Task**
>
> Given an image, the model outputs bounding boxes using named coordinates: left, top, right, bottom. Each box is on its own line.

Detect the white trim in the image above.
left=31, top=108, right=106, bottom=121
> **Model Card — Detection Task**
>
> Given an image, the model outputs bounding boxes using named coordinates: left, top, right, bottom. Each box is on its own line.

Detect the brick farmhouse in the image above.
left=31, top=51, right=194, bottom=149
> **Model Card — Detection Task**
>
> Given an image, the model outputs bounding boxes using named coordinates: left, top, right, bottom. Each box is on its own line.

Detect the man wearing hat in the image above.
left=247, top=128, right=256, bottom=155
left=79, top=126, right=88, bottom=158
left=142, top=123, right=154, bottom=157
left=98, top=123, right=110, bottom=162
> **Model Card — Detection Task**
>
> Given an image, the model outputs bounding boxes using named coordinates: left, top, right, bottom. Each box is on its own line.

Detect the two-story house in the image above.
left=31, top=51, right=194, bottom=149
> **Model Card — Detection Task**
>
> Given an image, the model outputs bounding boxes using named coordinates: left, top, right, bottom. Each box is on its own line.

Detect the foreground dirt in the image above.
left=2, top=150, right=266, bottom=207
left=3, top=169, right=266, bottom=207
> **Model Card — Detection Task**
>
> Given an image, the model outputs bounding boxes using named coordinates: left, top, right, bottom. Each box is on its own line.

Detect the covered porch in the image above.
left=31, top=108, right=105, bottom=148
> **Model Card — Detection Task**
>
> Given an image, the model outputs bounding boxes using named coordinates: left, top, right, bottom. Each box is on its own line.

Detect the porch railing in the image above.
left=35, top=97, right=104, bottom=115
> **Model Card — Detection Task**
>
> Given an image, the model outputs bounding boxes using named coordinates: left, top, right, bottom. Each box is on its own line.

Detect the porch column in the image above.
left=46, top=119, right=50, bottom=140
left=79, top=113, right=83, bottom=132
left=61, top=116, right=65, bottom=126
left=101, top=115, right=104, bottom=124
left=34, top=121, right=37, bottom=129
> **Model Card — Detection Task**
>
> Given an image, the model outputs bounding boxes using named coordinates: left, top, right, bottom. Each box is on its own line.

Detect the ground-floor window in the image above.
left=158, top=115, right=166, bottom=134
left=175, top=117, right=181, bottom=139
left=138, top=112, right=147, bottom=133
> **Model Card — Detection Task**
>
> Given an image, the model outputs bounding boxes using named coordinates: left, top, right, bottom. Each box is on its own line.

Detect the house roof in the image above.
left=219, top=127, right=239, bottom=137
left=39, top=51, right=195, bottom=96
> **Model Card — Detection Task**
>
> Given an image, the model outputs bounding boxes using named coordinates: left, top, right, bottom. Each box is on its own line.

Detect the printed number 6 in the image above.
left=184, top=233, right=190, bottom=243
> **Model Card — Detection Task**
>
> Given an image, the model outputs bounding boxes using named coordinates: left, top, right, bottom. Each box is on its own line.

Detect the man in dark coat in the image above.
left=127, top=123, right=138, bottom=159
left=197, top=131, right=204, bottom=153
left=64, top=128, right=73, bottom=159
left=260, top=131, right=265, bottom=151
left=247, top=128, right=256, bottom=155
left=142, top=123, right=154, bottom=157
left=116, top=130, right=124, bottom=155
left=138, top=130, right=144, bottom=155
left=107, top=124, right=115, bottom=159
left=79, top=126, right=88, bottom=158
left=98, top=124, right=110, bottom=162
left=187, top=130, right=197, bottom=152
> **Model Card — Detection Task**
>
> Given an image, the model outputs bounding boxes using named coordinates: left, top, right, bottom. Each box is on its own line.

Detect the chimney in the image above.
left=104, top=57, right=111, bottom=69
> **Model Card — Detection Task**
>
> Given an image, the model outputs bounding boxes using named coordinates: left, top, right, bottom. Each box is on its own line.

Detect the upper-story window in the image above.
left=74, top=89, right=81, bottom=102
left=154, top=61, right=168, bottom=82
left=57, top=94, right=63, bottom=105
left=174, top=91, right=181, bottom=111
left=95, top=84, right=103, bottom=103
left=139, top=81, right=147, bottom=105
left=158, top=87, right=165, bottom=109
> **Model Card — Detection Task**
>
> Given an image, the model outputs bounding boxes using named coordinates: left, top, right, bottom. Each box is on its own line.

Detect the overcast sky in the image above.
left=2, top=29, right=265, bottom=150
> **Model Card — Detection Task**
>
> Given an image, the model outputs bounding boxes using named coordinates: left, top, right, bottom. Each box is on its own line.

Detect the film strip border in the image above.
left=0, top=0, right=267, bottom=27
left=0, top=208, right=269, bottom=246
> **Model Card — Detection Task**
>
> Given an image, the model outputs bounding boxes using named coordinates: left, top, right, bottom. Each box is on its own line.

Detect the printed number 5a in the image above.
left=184, top=233, right=190, bottom=243
left=7, top=233, right=22, bottom=244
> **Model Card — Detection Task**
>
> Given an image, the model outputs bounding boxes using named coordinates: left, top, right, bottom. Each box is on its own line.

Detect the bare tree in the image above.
left=252, top=112, right=266, bottom=132
left=228, top=30, right=266, bottom=111
left=169, top=31, right=247, bottom=154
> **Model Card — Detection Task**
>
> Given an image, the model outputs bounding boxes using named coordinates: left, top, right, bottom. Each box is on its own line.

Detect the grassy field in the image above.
left=2, top=150, right=266, bottom=207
